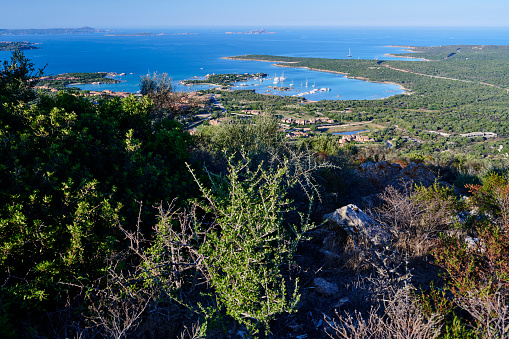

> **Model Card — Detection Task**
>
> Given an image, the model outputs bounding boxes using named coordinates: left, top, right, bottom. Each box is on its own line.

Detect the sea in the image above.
left=1, top=26, right=508, bottom=101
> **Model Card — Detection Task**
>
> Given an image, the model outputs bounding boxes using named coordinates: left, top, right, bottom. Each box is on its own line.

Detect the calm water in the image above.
left=2, top=27, right=508, bottom=101
left=333, top=129, right=369, bottom=135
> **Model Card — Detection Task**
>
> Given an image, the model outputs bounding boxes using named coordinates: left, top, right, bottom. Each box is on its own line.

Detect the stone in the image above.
left=390, top=162, right=437, bottom=189
left=313, top=278, right=339, bottom=296
left=355, top=161, right=402, bottom=189
left=323, top=204, right=393, bottom=246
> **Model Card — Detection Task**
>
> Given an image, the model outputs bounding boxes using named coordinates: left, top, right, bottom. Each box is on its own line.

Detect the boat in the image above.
left=289, top=79, right=294, bottom=87
left=347, top=48, right=352, bottom=57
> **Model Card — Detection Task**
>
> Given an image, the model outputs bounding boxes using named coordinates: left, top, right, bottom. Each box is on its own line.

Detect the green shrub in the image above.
left=191, top=155, right=309, bottom=335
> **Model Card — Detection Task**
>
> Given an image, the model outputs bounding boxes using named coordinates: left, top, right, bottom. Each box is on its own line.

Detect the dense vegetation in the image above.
left=0, top=41, right=39, bottom=51
left=1, top=48, right=509, bottom=338
left=37, top=72, right=120, bottom=91
left=182, top=72, right=267, bottom=87
left=226, top=48, right=509, bottom=162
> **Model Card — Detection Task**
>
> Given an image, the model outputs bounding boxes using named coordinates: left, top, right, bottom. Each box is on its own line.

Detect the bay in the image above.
left=2, top=26, right=508, bottom=101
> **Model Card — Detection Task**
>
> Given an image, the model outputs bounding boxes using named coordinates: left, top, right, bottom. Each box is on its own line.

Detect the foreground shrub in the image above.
left=191, top=155, right=309, bottom=335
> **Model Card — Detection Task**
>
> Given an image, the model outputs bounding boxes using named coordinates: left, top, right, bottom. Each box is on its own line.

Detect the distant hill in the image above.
left=0, top=26, right=105, bottom=35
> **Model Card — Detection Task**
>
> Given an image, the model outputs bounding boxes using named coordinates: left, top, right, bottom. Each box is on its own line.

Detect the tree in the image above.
left=139, top=72, right=196, bottom=122
left=0, top=50, right=44, bottom=130
left=0, top=50, right=44, bottom=105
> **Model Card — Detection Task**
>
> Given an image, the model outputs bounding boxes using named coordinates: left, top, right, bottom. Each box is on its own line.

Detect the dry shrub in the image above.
left=327, top=287, right=443, bottom=339
left=373, top=181, right=460, bottom=257
left=433, top=223, right=509, bottom=297
left=86, top=202, right=205, bottom=338
left=455, top=291, right=509, bottom=338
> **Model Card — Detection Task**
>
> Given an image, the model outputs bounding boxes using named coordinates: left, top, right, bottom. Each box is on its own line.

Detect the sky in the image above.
left=4, top=0, right=509, bottom=29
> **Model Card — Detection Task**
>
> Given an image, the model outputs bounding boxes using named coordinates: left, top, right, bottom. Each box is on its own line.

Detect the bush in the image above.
left=191, top=154, right=309, bottom=335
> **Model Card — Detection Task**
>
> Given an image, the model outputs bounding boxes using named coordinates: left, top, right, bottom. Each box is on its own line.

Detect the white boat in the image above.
left=347, top=48, right=352, bottom=57
left=289, top=79, right=294, bottom=87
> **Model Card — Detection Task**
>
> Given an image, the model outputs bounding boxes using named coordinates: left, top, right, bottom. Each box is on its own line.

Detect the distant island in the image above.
left=0, top=26, right=105, bottom=35
left=0, top=41, right=40, bottom=51
left=105, top=32, right=197, bottom=37
left=225, top=29, right=276, bottom=35
left=105, top=32, right=167, bottom=37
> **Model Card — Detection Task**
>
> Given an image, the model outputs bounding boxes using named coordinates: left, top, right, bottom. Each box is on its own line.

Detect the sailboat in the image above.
left=279, top=71, right=286, bottom=82
left=347, top=48, right=352, bottom=57
left=289, top=79, right=294, bottom=87
left=305, top=77, right=308, bottom=87
left=312, top=81, right=316, bottom=88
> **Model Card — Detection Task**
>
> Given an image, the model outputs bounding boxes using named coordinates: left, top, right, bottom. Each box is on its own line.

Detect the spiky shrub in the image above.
left=327, top=287, right=443, bottom=339
left=190, top=154, right=308, bottom=335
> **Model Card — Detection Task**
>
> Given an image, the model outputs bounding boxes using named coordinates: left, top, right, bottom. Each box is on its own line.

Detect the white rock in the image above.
left=323, top=204, right=392, bottom=246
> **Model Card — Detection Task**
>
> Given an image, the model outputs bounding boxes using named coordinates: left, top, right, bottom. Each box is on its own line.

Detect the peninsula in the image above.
left=180, top=72, right=267, bottom=87
left=37, top=72, right=121, bottom=91
left=0, top=41, right=40, bottom=51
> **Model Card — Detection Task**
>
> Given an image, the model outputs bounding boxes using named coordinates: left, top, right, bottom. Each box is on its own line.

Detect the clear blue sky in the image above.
left=4, top=0, right=509, bottom=28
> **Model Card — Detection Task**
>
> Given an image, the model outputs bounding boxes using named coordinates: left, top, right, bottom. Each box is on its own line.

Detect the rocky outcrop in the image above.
left=355, top=161, right=402, bottom=189
left=390, top=162, right=436, bottom=189
left=323, top=204, right=393, bottom=246
left=355, top=161, right=448, bottom=208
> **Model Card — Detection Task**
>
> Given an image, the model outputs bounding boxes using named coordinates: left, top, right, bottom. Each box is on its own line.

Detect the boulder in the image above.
left=313, top=278, right=339, bottom=296
left=323, top=204, right=392, bottom=246
left=355, top=161, right=402, bottom=189
left=390, top=162, right=436, bottom=189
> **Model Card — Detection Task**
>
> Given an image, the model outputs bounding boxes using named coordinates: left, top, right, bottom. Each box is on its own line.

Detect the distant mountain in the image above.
left=0, top=27, right=105, bottom=35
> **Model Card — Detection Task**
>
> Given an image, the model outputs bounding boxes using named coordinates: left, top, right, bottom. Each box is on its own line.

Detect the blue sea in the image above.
left=2, top=26, right=508, bottom=101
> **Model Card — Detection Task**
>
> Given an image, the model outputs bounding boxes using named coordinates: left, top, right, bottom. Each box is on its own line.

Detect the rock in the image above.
left=390, top=162, right=436, bottom=189
left=313, top=278, right=339, bottom=296
left=465, top=236, right=485, bottom=252
left=323, top=204, right=392, bottom=246
left=334, top=297, right=350, bottom=308
left=355, top=161, right=402, bottom=189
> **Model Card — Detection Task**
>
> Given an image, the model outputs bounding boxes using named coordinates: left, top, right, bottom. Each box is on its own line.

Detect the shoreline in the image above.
left=224, top=57, right=409, bottom=95
left=222, top=56, right=299, bottom=64
left=384, top=53, right=429, bottom=61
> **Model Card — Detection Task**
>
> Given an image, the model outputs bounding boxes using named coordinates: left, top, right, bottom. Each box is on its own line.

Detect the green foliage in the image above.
left=37, top=72, right=119, bottom=91
left=440, top=315, right=476, bottom=339
left=299, top=134, right=341, bottom=156
left=433, top=173, right=509, bottom=296
left=192, top=155, right=308, bottom=335
left=0, top=53, right=196, bottom=333
left=200, top=114, right=284, bottom=155
left=182, top=72, right=267, bottom=86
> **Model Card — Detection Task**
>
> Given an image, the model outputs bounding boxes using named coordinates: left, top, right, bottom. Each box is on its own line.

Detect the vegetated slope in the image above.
left=228, top=49, right=509, bottom=139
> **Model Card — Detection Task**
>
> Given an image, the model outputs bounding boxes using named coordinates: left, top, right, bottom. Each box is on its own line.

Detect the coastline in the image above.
left=221, top=56, right=299, bottom=64
left=384, top=53, right=429, bottom=61
left=224, top=57, right=409, bottom=96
